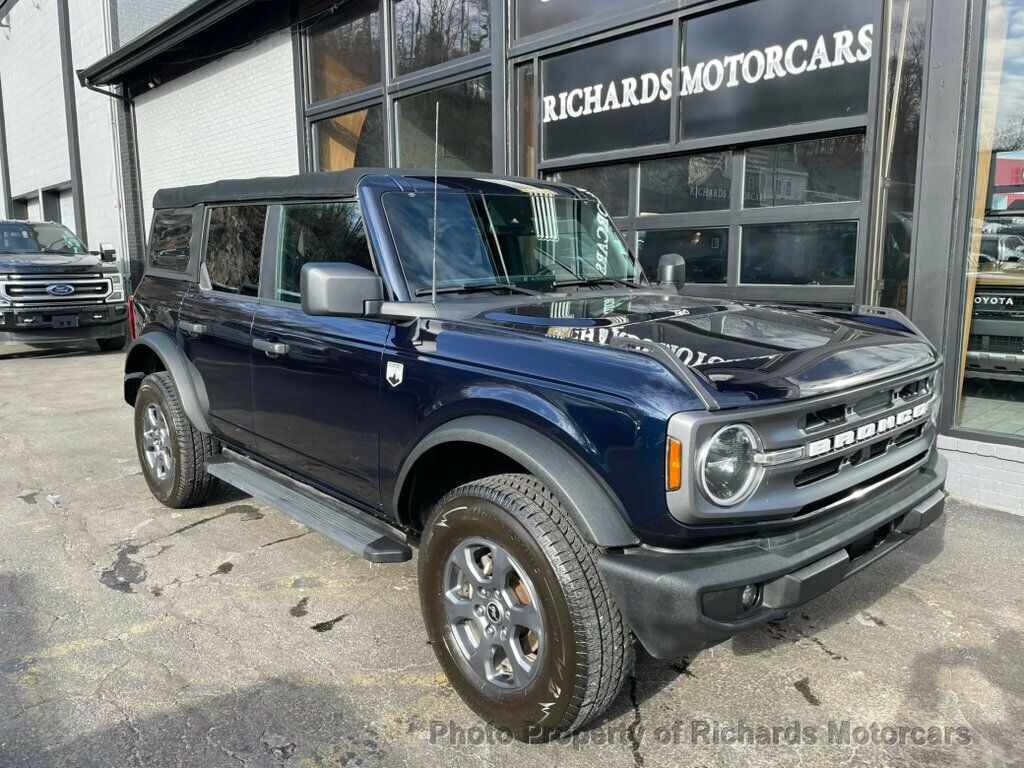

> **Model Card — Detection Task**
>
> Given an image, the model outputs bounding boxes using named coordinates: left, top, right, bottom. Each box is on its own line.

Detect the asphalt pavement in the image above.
left=0, top=343, right=1021, bottom=768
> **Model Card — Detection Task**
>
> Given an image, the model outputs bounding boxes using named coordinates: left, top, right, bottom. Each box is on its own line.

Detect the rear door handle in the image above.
left=253, top=339, right=289, bottom=357
left=178, top=320, right=207, bottom=337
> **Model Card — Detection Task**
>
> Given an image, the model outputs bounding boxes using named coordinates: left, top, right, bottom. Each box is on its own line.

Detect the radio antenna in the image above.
left=431, top=100, right=440, bottom=305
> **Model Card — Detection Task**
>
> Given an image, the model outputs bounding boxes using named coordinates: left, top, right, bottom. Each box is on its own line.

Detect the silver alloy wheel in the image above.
left=443, top=537, right=544, bottom=690
left=142, top=403, right=173, bottom=482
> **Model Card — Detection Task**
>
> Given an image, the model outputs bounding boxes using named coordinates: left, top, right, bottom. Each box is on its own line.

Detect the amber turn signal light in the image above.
left=666, top=437, right=683, bottom=492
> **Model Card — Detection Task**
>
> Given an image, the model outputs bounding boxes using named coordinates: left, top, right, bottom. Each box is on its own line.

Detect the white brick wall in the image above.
left=134, top=30, right=299, bottom=231
left=68, top=0, right=129, bottom=254
left=939, top=435, right=1024, bottom=515
left=0, top=0, right=71, bottom=199
left=114, top=0, right=193, bottom=46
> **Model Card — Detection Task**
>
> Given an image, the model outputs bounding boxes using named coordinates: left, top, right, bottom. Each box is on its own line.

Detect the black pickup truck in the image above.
left=123, top=169, right=947, bottom=740
left=0, top=219, right=128, bottom=350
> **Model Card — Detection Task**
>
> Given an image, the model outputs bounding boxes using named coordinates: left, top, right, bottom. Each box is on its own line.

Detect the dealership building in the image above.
left=1, top=0, right=1023, bottom=511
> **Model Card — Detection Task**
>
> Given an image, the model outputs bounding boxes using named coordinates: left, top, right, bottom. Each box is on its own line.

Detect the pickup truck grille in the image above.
left=667, top=364, right=940, bottom=528
left=0, top=275, right=112, bottom=307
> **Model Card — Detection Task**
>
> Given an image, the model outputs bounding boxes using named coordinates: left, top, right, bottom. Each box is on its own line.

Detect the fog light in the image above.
left=740, top=583, right=760, bottom=610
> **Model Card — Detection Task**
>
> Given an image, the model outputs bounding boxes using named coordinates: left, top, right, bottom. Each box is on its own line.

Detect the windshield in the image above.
left=0, top=222, right=88, bottom=254
left=382, top=191, right=639, bottom=296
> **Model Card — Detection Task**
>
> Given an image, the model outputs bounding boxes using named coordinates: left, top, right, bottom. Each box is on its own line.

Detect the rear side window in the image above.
left=205, top=205, right=268, bottom=296
left=274, top=201, right=372, bottom=303
left=150, top=209, right=193, bottom=272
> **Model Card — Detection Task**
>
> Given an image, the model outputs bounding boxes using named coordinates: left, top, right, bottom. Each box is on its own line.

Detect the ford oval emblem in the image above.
left=47, top=284, right=76, bottom=296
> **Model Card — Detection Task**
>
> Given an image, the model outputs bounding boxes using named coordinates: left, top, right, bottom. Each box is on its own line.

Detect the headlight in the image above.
left=697, top=424, right=763, bottom=506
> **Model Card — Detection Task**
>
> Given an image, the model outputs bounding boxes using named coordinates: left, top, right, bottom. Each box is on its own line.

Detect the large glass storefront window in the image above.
left=308, top=0, right=382, bottom=101
left=955, top=0, right=1024, bottom=439
left=744, top=136, right=864, bottom=208
left=314, top=106, right=388, bottom=171
left=638, top=228, right=729, bottom=284
left=741, top=221, right=858, bottom=285
left=392, top=0, right=490, bottom=75
left=549, top=164, right=631, bottom=217
left=639, top=152, right=733, bottom=215
left=396, top=76, right=493, bottom=171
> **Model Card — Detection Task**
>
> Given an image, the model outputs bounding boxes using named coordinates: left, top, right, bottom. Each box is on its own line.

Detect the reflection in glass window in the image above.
left=308, top=0, right=381, bottom=102
left=517, top=62, right=536, bottom=176
left=744, top=135, right=864, bottom=208
left=741, top=221, right=857, bottom=285
left=276, top=203, right=372, bottom=303
left=149, top=210, right=193, bottom=271
left=381, top=191, right=636, bottom=295
left=549, top=165, right=631, bottom=218
left=956, top=0, right=1024, bottom=438
left=315, top=106, right=387, bottom=171
left=639, top=153, right=732, bottom=214
left=638, top=228, right=728, bottom=284
left=392, top=0, right=490, bottom=75
left=871, top=0, right=928, bottom=312
left=205, top=206, right=267, bottom=295
left=396, top=77, right=492, bottom=171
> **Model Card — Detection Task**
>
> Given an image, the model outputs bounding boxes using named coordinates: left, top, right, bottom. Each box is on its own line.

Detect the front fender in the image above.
left=395, top=415, right=640, bottom=548
left=124, top=331, right=213, bottom=434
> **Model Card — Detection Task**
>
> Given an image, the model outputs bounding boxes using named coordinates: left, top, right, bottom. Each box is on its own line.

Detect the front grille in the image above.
left=667, top=363, right=940, bottom=528
left=1, top=275, right=112, bottom=307
left=970, top=334, right=1023, bottom=355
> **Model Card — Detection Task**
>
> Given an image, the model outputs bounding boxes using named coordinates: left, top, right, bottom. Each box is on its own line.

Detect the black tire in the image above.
left=134, top=371, right=219, bottom=508
left=418, top=473, right=633, bottom=741
left=98, top=335, right=127, bottom=352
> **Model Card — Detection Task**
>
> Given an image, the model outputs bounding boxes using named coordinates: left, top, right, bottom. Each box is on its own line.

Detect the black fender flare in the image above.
left=124, top=332, right=214, bottom=434
left=394, top=415, right=640, bottom=548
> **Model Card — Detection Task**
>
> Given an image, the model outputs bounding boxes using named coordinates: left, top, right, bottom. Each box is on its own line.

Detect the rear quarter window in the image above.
left=150, top=209, right=194, bottom=272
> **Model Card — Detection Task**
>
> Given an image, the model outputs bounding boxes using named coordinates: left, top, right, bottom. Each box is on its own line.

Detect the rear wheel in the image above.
left=133, top=371, right=219, bottom=508
left=98, top=334, right=127, bottom=352
left=418, top=473, right=633, bottom=741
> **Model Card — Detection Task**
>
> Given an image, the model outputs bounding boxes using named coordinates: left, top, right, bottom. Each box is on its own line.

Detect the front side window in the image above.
left=0, top=221, right=87, bottom=255
left=382, top=191, right=637, bottom=296
left=276, top=202, right=372, bottom=303
left=205, top=206, right=267, bottom=295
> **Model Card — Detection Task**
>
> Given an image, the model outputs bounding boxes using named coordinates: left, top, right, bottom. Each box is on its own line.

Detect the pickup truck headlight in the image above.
left=697, top=424, right=763, bottom=507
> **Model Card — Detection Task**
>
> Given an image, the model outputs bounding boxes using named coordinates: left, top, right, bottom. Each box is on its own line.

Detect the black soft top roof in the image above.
left=151, top=169, right=585, bottom=210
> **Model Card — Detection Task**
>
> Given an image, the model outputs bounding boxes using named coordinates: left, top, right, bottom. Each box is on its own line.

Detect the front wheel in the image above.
left=418, top=474, right=633, bottom=741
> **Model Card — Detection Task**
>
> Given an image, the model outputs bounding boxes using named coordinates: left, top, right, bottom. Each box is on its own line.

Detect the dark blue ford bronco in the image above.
left=125, top=169, right=946, bottom=739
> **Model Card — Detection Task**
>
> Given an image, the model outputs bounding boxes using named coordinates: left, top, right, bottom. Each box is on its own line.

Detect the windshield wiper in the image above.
left=415, top=283, right=546, bottom=298
left=553, top=276, right=640, bottom=290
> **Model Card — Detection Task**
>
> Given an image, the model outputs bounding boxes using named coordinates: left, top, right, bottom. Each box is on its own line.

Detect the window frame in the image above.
left=257, top=200, right=386, bottom=309
left=297, top=0, right=507, bottom=175
left=199, top=203, right=271, bottom=299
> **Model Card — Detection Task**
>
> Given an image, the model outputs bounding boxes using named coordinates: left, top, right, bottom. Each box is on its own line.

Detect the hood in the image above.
left=463, top=292, right=937, bottom=404
left=0, top=252, right=103, bottom=273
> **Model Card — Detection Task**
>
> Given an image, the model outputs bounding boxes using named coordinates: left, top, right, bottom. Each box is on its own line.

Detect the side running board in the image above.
left=205, top=452, right=412, bottom=563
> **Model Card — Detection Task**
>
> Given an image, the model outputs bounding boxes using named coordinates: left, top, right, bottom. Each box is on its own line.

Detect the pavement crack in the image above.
left=261, top=531, right=311, bottom=548
left=627, top=675, right=645, bottom=767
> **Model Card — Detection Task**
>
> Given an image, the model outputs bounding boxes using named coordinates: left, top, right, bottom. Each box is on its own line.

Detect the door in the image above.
left=251, top=200, right=389, bottom=508
left=178, top=204, right=269, bottom=450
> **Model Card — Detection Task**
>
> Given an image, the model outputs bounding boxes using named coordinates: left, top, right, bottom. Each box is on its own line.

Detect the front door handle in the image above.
left=253, top=338, right=289, bottom=358
left=178, top=320, right=207, bottom=337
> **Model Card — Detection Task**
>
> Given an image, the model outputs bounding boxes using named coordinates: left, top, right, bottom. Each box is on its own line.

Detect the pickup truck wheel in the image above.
left=133, top=371, right=219, bottom=508
left=419, top=473, right=633, bottom=741
left=98, top=335, right=126, bottom=352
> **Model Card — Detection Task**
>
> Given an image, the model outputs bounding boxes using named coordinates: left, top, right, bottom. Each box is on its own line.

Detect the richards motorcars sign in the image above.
left=540, top=0, right=877, bottom=159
